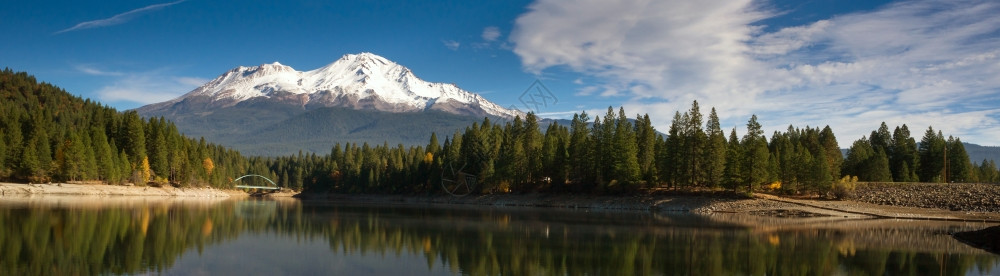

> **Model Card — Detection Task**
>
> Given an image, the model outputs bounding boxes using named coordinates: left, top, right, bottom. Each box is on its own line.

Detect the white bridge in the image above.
left=231, top=174, right=280, bottom=191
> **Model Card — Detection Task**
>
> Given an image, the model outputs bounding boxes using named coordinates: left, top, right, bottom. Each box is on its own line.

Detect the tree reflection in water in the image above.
left=0, top=198, right=996, bottom=275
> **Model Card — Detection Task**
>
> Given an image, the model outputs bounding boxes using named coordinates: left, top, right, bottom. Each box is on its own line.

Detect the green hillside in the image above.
left=0, top=69, right=259, bottom=187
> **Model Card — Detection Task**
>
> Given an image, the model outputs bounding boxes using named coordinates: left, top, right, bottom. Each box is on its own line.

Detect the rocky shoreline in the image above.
left=852, top=182, right=1000, bottom=212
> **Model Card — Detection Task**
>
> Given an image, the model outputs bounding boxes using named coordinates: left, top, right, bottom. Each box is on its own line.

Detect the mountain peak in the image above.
left=139, top=53, right=523, bottom=119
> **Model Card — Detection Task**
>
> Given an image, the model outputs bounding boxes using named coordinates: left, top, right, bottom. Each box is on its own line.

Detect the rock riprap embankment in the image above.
left=853, top=182, right=1000, bottom=212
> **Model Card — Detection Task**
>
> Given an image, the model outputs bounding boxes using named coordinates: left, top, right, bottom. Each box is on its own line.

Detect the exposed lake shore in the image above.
left=299, top=183, right=1000, bottom=223
left=3, top=182, right=999, bottom=222
left=0, top=182, right=246, bottom=198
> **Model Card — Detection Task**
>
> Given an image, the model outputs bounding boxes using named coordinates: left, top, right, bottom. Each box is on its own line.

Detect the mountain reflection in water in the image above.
left=0, top=197, right=996, bottom=275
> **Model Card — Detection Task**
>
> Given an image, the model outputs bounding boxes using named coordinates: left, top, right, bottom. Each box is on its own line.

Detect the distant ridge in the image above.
left=135, top=53, right=523, bottom=156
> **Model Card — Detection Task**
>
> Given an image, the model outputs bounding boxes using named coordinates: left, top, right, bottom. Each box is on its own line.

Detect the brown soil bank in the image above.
left=853, top=182, right=1000, bottom=212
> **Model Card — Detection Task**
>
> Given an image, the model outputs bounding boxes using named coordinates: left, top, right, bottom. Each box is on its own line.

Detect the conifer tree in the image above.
left=703, top=108, right=726, bottom=187
left=568, top=112, right=592, bottom=187
left=427, top=132, right=440, bottom=155
left=590, top=115, right=606, bottom=186
left=117, top=150, right=130, bottom=184
left=635, top=114, right=657, bottom=184
left=92, top=128, right=117, bottom=182
left=723, top=128, right=743, bottom=191
left=891, top=125, right=919, bottom=182
left=121, top=111, right=146, bottom=165
left=18, top=137, right=40, bottom=181
left=918, top=127, right=946, bottom=182
left=869, top=122, right=892, bottom=156
left=742, top=115, right=769, bottom=193
left=868, top=148, right=892, bottom=182
left=611, top=108, right=640, bottom=185
left=662, top=112, right=684, bottom=187
left=0, top=129, right=5, bottom=177
left=843, top=137, right=873, bottom=179
left=947, top=137, right=972, bottom=183
left=684, top=101, right=706, bottom=186
left=819, top=126, right=843, bottom=181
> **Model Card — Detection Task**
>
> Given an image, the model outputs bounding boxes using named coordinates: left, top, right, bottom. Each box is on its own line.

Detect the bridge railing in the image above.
left=231, top=174, right=280, bottom=190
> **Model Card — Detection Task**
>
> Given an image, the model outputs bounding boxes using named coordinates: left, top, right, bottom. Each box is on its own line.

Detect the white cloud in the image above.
left=79, top=66, right=206, bottom=107
left=442, top=40, right=461, bottom=51
left=511, top=0, right=1000, bottom=145
left=481, top=26, right=501, bottom=42
left=75, top=64, right=123, bottom=76
left=55, top=0, right=186, bottom=34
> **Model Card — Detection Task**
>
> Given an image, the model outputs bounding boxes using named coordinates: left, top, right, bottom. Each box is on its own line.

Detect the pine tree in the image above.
left=611, top=107, right=640, bottom=185
left=92, top=128, right=117, bottom=182
left=979, top=159, right=998, bottom=183
left=891, top=124, right=919, bottom=182
left=703, top=108, right=726, bottom=187
left=723, top=128, right=743, bottom=191
left=819, top=126, right=843, bottom=181
left=947, top=137, right=972, bottom=183
left=635, top=114, right=657, bottom=184
left=117, top=150, right=130, bottom=184
left=18, top=137, right=40, bottom=181
left=662, top=111, right=684, bottom=187
left=121, top=111, right=146, bottom=165
left=869, top=122, right=892, bottom=156
left=809, top=146, right=832, bottom=191
left=684, top=101, right=707, bottom=186
left=523, top=113, right=543, bottom=184
left=843, top=137, right=873, bottom=179
left=867, top=148, right=892, bottom=182
left=918, top=127, right=945, bottom=182
left=742, top=115, right=769, bottom=193
left=427, top=132, right=440, bottom=155
left=0, top=129, right=6, bottom=177
left=568, top=112, right=592, bottom=187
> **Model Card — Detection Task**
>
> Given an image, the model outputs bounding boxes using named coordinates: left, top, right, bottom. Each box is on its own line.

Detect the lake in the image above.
left=0, top=197, right=997, bottom=275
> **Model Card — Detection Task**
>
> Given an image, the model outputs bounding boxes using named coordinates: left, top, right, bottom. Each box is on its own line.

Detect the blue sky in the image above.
left=3, top=0, right=999, bottom=147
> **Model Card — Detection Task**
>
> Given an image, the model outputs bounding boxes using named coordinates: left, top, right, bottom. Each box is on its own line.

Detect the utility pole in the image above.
left=943, top=144, right=948, bottom=183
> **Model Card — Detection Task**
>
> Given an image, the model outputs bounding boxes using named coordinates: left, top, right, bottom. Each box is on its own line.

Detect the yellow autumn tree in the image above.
left=203, top=157, right=215, bottom=176
left=140, top=157, right=152, bottom=184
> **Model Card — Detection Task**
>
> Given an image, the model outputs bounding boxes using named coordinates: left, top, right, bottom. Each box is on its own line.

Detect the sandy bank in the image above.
left=0, top=182, right=246, bottom=198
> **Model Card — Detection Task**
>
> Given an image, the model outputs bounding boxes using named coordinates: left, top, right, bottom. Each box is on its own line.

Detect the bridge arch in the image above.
left=232, top=174, right=280, bottom=190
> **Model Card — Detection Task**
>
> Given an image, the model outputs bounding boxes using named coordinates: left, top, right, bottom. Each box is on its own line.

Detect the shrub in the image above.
left=830, top=175, right=857, bottom=200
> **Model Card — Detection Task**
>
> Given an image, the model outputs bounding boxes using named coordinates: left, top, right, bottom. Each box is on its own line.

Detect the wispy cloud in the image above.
left=75, top=64, right=123, bottom=76
left=511, top=0, right=1000, bottom=145
left=442, top=40, right=461, bottom=51
left=74, top=65, right=206, bottom=108
left=55, top=0, right=186, bottom=34
left=481, top=26, right=501, bottom=42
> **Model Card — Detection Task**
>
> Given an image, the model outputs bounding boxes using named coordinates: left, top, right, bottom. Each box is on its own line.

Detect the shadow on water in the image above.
left=0, top=197, right=997, bottom=275
left=953, top=226, right=1000, bottom=255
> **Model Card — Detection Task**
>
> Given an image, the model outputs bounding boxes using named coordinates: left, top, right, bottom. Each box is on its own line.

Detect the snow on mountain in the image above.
left=154, top=53, right=522, bottom=118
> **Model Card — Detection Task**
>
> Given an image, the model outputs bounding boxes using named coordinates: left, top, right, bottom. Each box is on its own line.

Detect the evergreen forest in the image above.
left=2, top=69, right=998, bottom=194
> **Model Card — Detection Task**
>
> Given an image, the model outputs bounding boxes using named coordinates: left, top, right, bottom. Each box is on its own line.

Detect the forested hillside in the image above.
left=2, top=69, right=997, bottom=194
left=0, top=69, right=262, bottom=187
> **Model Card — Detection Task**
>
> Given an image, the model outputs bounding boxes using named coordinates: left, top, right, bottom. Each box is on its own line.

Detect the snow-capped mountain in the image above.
left=139, top=53, right=522, bottom=119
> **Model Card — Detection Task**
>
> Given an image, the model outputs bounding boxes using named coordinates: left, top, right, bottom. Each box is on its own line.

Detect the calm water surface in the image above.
left=0, top=197, right=997, bottom=275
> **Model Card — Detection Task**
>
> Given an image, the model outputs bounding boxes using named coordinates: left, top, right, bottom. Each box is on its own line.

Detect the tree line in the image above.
left=2, top=68, right=998, bottom=193
left=0, top=69, right=256, bottom=187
